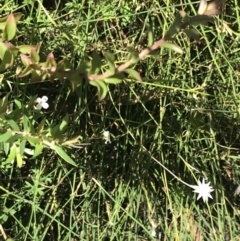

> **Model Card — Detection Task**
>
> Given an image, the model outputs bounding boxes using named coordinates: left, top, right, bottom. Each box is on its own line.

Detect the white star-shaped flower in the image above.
left=103, top=131, right=111, bottom=144
left=36, top=96, right=49, bottom=110
left=191, top=178, right=214, bottom=202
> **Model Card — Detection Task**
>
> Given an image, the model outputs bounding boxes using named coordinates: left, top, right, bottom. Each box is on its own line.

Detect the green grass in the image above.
left=0, top=0, right=240, bottom=240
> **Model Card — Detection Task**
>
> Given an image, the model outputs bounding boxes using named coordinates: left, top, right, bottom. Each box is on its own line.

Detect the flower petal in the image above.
left=42, top=96, right=48, bottom=101
left=36, top=97, right=42, bottom=103
left=36, top=103, right=42, bottom=110
left=42, top=102, right=49, bottom=109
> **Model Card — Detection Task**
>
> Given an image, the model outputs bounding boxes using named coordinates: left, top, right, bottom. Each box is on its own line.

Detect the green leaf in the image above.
left=16, top=152, right=23, bottom=168
left=0, top=50, right=14, bottom=71
left=36, top=118, right=46, bottom=133
left=0, top=42, right=14, bottom=71
left=19, top=139, right=26, bottom=156
left=104, top=52, right=115, bottom=74
left=20, top=53, right=32, bottom=67
left=6, top=146, right=16, bottom=163
left=30, top=50, right=40, bottom=63
left=147, top=24, right=154, bottom=46
left=18, top=65, right=32, bottom=78
left=7, top=134, right=21, bottom=143
left=26, top=136, right=41, bottom=145
left=104, top=73, right=124, bottom=84
left=30, top=70, right=45, bottom=82
left=26, top=95, right=38, bottom=109
left=160, top=42, right=183, bottom=54
left=0, top=12, right=22, bottom=30
left=127, top=46, right=139, bottom=64
left=77, top=61, right=91, bottom=74
left=33, top=143, right=43, bottom=157
left=14, top=99, right=22, bottom=109
left=0, top=41, right=8, bottom=59
left=51, top=115, right=68, bottom=138
left=4, top=142, right=10, bottom=155
left=183, top=29, right=201, bottom=41
left=0, top=132, right=13, bottom=142
left=186, top=15, right=213, bottom=26
left=104, top=77, right=123, bottom=84
left=23, top=115, right=30, bottom=133
left=89, top=80, right=108, bottom=101
left=2, top=14, right=17, bottom=41
left=46, top=52, right=56, bottom=67
left=18, top=44, right=40, bottom=54
left=124, top=69, right=142, bottom=82
left=91, top=52, right=102, bottom=74
left=0, top=94, right=9, bottom=114
left=53, top=144, right=77, bottom=167
left=165, top=12, right=182, bottom=39
left=59, top=115, right=68, bottom=133
left=8, top=119, right=20, bottom=131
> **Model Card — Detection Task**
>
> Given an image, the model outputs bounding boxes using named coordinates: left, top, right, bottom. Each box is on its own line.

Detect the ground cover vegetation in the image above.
left=0, top=0, right=240, bottom=240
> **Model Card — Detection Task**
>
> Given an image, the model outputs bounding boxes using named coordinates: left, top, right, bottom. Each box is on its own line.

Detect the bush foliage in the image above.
left=0, top=0, right=240, bottom=240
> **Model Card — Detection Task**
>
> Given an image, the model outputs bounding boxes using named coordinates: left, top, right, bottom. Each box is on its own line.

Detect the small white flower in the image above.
left=36, top=96, right=49, bottom=110
left=103, top=131, right=111, bottom=144
left=191, top=178, right=214, bottom=202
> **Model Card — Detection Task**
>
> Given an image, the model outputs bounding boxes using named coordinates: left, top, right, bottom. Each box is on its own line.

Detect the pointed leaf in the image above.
left=165, top=12, right=182, bottom=39
left=124, top=69, right=142, bottom=82
left=183, top=29, right=201, bottom=41
left=26, top=136, right=41, bottom=145
left=0, top=12, right=22, bottom=30
left=61, top=136, right=82, bottom=147
left=46, top=52, right=56, bottom=67
left=104, top=73, right=124, bottom=84
left=0, top=94, right=9, bottom=114
left=4, top=142, right=10, bottom=155
left=20, top=53, right=32, bottom=67
left=56, top=58, right=71, bottom=71
left=104, top=77, right=123, bottom=84
left=89, top=80, right=108, bottom=101
left=127, top=46, right=139, bottom=63
left=147, top=24, right=154, bottom=46
left=36, top=117, right=46, bottom=133
left=2, top=14, right=17, bottom=41
left=51, top=116, right=69, bottom=138
left=30, top=49, right=40, bottom=63
left=91, top=52, right=102, bottom=74
left=0, top=132, right=13, bottom=142
left=53, top=144, right=77, bottom=166
left=160, top=42, right=183, bottom=54
left=0, top=49, right=14, bottom=71
left=18, top=44, right=40, bottom=54
left=8, top=119, right=20, bottom=131
left=30, top=70, right=45, bottom=82
left=186, top=15, right=213, bottom=26
left=6, top=146, right=16, bottom=163
left=19, top=139, right=26, bottom=156
left=33, top=143, right=44, bottom=157
left=16, top=152, right=23, bottom=167
left=18, top=65, right=32, bottom=78
left=59, top=115, right=68, bottom=132
left=0, top=41, right=7, bottom=59
left=23, top=115, right=30, bottom=133
left=104, top=52, right=115, bottom=73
